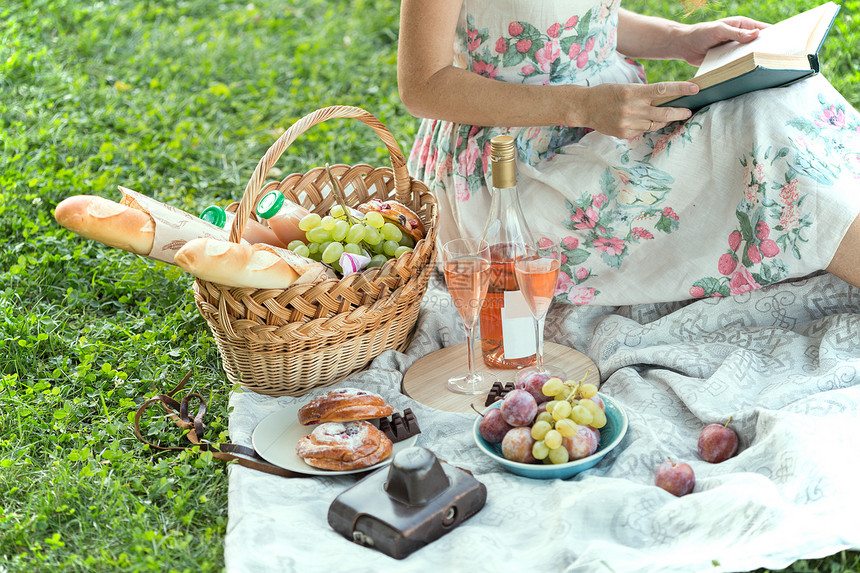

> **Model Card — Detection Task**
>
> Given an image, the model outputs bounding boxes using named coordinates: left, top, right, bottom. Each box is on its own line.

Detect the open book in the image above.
left=655, top=2, right=840, bottom=109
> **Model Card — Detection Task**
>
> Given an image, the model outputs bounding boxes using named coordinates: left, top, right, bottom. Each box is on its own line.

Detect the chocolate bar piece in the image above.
left=484, top=382, right=516, bottom=407
left=378, top=409, right=421, bottom=443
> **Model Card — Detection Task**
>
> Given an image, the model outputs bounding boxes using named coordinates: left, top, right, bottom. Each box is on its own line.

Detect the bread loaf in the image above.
left=54, top=195, right=155, bottom=255
left=174, top=238, right=328, bottom=289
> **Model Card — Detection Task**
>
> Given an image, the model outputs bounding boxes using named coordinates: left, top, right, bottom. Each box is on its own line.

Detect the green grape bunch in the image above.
left=479, top=372, right=606, bottom=466
left=292, top=204, right=415, bottom=274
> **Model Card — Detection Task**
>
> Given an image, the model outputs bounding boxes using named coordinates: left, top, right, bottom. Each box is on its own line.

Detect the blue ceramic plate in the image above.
left=473, top=393, right=628, bottom=480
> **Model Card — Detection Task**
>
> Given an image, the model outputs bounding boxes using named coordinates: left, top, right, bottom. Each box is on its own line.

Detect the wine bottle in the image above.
left=478, top=135, right=537, bottom=369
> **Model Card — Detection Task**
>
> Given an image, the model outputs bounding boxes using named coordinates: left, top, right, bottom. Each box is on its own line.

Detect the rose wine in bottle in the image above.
left=478, top=135, right=537, bottom=369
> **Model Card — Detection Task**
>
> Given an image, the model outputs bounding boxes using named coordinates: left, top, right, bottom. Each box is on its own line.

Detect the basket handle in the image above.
left=228, top=106, right=411, bottom=244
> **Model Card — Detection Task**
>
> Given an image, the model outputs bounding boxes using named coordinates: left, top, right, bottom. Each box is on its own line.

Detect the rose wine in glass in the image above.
left=442, top=239, right=499, bottom=394
left=514, top=234, right=565, bottom=385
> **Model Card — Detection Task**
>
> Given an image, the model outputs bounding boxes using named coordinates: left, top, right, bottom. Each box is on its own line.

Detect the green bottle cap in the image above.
left=256, top=191, right=285, bottom=219
left=199, top=205, right=227, bottom=228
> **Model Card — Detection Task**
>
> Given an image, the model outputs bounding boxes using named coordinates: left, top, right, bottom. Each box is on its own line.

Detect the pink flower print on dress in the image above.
left=755, top=221, right=770, bottom=240
left=547, top=23, right=561, bottom=38
left=516, top=39, right=532, bottom=53
left=631, top=227, right=653, bottom=240
left=454, top=177, right=470, bottom=202
left=467, top=29, right=481, bottom=52
left=744, top=182, right=758, bottom=205
left=426, top=148, right=438, bottom=175
left=481, top=140, right=491, bottom=175
left=729, top=266, right=761, bottom=295
left=780, top=204, right=799, bottom=230
left=521, top=64, right=535, bottom=76
left=718, top=253, right=737, bottom=276
left=457, top=138, right=482, bottom=177
left=662, top=207, right=679, bottom=221
left=759, top=239, right=780, bottom=258
left=728, top=230, right=742, bottom=251
left=564, top=15, right=579, bottom=30
left=569, top=43, right=581, bottom=60
left=562, top=236, right=579, bottom=250
left=576, top=49, right=589, bottom=69
left=575, top=267, right=589, bottom=280
left=652, top=136, right=668, bottom=156
left=779, top=178, right=800, bottom=204
left=747, top=244, right=762, bottom=264
left=594, top=236, right=625, bottom=256
left=509, top=21, right=524, bottom=36
left=567, top=286, right=597, bottom=305
left=524, top=126, right=542, bottom=139
left=689, top=286, right=706, bottom=298
left=495, top=38, right=508, bottom=54
left=571, top=206, right=599, bottom=230
left=560, top=253, right=568, bottom=264
left=593, top=194, right=607, bottom=208
left=538, top=236, right=555, bottom=249
left=816, top=105, right=846, bottom=128
left=536, top=40, right=560, bottom=73
left=556, top=271, right=573, bottom=295
left=418, top=133, right=432, bottom=165
left=473, top=61, right=498, bottom=79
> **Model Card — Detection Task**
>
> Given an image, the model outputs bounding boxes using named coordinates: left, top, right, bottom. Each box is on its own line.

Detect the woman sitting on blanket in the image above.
left=397, top=0, right=860, bottom=306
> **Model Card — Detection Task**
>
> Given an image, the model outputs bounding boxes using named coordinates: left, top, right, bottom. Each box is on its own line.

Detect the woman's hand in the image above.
left=674, top=17, right=770, bottom=66
left=576, top=82, right=700, bottom=139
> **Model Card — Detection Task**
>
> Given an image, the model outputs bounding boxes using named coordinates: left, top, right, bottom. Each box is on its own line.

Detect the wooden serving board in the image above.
left=402, top=342, right=600, bottom=414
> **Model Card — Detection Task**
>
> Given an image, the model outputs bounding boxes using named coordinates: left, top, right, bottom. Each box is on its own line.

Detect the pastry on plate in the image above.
left=297, top=387, right=394, bottom=425
left=295, top=421, right=393, bottom=471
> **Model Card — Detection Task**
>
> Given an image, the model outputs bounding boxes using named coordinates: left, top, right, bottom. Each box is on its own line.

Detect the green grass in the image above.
left=0, top=0, right=857, bottom=571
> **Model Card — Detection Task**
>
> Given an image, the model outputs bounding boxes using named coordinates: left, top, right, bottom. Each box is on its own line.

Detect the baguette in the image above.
left=174, top=238, right=328, bottom=289
left=54, top=194, right=155, bottom=255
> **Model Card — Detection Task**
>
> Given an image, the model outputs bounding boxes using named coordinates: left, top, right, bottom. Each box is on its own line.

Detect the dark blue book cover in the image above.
left=657, top=3, right=839, bottom=111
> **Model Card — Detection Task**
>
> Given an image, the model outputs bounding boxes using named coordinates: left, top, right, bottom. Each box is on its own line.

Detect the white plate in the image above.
left=251, top=402, right=419, bottom=476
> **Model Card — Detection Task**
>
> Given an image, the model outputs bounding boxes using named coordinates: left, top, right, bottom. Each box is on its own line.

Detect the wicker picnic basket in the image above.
left=192, top=106, right=438, bottom=397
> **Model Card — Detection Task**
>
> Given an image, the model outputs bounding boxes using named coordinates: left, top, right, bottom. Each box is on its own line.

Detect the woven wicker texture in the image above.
left=192, top=106, right=438, bottom=396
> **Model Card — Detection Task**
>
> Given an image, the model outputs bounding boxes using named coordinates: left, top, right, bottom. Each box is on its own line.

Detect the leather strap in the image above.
left=134, top=370, right=303, bottom=478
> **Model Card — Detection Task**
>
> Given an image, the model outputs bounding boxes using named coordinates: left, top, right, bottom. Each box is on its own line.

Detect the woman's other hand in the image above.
left=675, top=17, right=770, bottom=66
left=577, top=82, right=699, bottom=139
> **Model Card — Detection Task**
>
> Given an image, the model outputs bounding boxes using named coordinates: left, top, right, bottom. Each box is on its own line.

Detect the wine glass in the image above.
left=442, top=238, right=499, bottom=394
left=514, top=233, right=566, bottom=385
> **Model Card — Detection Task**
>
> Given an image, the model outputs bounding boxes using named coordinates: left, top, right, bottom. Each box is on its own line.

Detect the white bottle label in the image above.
left=501, top=290, right=537, bottom=359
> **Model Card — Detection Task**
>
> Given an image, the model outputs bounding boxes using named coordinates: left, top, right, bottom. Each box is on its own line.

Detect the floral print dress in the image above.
left=407, top=0, right=860, bottom=305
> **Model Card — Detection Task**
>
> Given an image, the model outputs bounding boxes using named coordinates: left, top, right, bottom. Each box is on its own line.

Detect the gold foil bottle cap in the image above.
left=490, top=135, right=516, bottom=188
left=490, top=135, right=516, bottom=163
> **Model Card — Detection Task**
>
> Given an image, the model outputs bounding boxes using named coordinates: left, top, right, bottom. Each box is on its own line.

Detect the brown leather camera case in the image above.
left=327, top=447, right=487, bottom=560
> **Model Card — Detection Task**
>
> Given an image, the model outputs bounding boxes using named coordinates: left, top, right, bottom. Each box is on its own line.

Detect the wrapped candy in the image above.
left=339, top=252, right=371, bottom=276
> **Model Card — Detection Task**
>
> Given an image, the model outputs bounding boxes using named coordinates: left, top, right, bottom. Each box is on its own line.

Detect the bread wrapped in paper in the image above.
left=174, top=238, right=330, bottom=289
left=53, top=187, right=244, bottom=264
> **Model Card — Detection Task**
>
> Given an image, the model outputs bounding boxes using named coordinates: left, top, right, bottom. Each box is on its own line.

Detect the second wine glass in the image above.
left=514, top=233, right=565, bottom=385
left=442, top=238, right=499, bottom=394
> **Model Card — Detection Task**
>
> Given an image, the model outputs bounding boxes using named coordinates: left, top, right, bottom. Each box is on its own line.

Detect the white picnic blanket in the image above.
left=224, top=270, right=860, bottom=573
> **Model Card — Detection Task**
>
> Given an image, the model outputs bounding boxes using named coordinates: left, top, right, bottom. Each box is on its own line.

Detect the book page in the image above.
left=695, top=2, right=835, bottom=77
